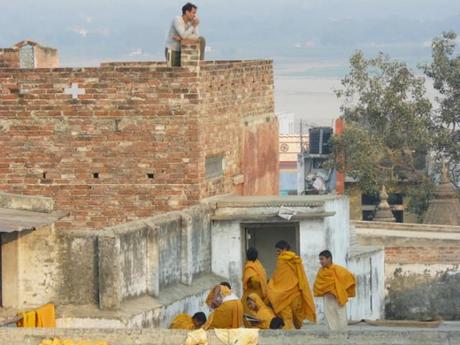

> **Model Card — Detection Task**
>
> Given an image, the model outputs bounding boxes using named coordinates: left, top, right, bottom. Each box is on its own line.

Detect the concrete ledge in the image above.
left=1, top=326, right=459, bottom=345
left=57, top=274, right=224, bottom=328
left=0, top=192, right=55, bottom=213
left=353, top=220, right=460, bottom=233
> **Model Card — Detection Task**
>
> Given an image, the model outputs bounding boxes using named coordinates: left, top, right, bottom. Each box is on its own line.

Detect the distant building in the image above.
left=279, top=134, right=307, bottom=195
left=0, top=40, right=59, bottom=68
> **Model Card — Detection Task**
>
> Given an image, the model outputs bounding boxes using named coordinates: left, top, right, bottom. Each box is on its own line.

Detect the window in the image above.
left=205, top=155, right=224, bottom=179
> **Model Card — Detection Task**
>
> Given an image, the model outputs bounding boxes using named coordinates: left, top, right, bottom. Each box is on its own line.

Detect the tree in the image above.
left=422, top=31, right=460, bottom=186
left=332, top=51, right=433, bottom=201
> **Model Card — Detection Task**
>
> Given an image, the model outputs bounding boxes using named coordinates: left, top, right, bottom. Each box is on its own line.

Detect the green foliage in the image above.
left=422, top=31, right=460, bottom=184
left=332, top=51, right=433, bottom=195
left=406, top=177, right=435, bottom=223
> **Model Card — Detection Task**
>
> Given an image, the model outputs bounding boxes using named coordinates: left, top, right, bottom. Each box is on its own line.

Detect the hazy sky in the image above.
left=1, top=0, right=459, bottom=124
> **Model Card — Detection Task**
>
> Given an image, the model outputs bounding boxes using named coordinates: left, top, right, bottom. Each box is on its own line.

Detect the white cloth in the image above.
left=222, top=293, right=239, bottom=303
left=324, top=294, right=347, bottom=331
left=166, top=16, right=199, bottom=51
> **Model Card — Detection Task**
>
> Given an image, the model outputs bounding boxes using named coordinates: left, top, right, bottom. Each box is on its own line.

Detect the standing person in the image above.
left=267, top=241, right=316, bottom=329
left=242, top=247, right=268, bottom=325
left=165, top=2, right=206, bottom=66
left=313, top=250, right=356, bottom=331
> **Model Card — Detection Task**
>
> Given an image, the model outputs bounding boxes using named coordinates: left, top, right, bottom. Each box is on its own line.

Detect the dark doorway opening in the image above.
left=243, top=223, right=299, bottom=277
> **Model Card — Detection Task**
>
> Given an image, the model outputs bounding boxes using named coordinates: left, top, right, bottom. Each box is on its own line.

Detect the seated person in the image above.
left=245, top=293, right=276, bottom=329
left=205, top=282, right=232, bottom=310
left=169, top=312, right=207, bottom=330
left=204, top=285, right=244, bottom=329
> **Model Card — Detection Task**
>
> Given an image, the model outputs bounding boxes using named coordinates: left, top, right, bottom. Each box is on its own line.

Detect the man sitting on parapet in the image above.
left=165, top=2, right=206, bottom=66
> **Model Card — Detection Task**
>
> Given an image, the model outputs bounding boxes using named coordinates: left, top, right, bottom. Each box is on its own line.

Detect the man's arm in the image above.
left=173, top=17, right=197, bottom=39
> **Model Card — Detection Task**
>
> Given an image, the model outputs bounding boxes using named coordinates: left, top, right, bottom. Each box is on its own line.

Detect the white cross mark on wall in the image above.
left=64, top=83, right=85, bottom=99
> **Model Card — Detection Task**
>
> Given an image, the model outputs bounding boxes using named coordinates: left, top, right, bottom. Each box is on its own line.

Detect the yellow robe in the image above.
left=243, top=260, right=268, bottom=299
left=246, top=293, right=275, bottom=329
left=313, top=264, right=356, bottom=306
left=169, top=313, right=196, bottom=330
left=267, top=251, right=316, bottom=328
left=242, top=259, right=268, bottom=321
left=205, top=299, right=244, bottom=329
left=17, top=303, right=56, bottom=328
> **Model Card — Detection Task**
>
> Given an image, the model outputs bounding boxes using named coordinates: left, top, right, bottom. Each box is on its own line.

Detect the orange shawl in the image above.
left=169, top=313, right=195, bottom=330
left=314, top=264, right=356, bottom=306
left=243, top=260, right=268, bottom=299
left=267, top=251, right=316, bottom=323
left=247, top=293, right=275, bottom=329
left=204, top=298, right=244, bottom=329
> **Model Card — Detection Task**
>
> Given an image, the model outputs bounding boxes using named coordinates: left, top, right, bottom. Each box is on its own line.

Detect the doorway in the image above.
left=243, top=223, right=299, bottom=277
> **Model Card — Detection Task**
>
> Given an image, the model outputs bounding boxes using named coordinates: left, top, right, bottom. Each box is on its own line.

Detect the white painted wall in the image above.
left=348, top=250, right=385, bottom=320
left=211, top=220, right=244, bottom=296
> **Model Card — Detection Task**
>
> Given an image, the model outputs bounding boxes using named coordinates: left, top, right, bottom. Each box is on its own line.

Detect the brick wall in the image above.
left=0, top=66, right=201, bottom=230
left=385, top=246, right=460, bottom=264
left=0, top=49, right=20, bottom=68
left=0, top=45, right=278, bottom=230
left=198, top=60, right=278, bottom=197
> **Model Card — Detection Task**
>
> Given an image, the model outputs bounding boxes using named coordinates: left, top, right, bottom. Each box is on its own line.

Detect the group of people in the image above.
left=170, top=241, right=356, bottom=331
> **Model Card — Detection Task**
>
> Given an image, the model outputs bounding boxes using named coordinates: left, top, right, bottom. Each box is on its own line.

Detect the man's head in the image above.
left=269, top=316, right=285, bottom=329
left=220, top=281, right=231, bottom=290
left=275, top=240, right=291, bottom=256
left=192, top=312, right=207, bottom=328
left=319, top=250, right=333, bottom=267
left=246, top=247, right=258, bottom=262
left=182, top=2, right=197, bottom=21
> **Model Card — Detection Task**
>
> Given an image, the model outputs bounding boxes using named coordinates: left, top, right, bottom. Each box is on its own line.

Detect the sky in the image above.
left=1, top=0, right=459, bottom=125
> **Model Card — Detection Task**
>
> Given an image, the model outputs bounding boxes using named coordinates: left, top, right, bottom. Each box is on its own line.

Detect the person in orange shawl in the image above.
left=313, top=250, right=356, bottom=331
left=246, top=293, right=281, bottom=329
left=204, top=285, right=244, bottom=329
left=242, top=247, right=268, bottom=325
left=267, top=240, right=316, bottom=330
left=205, top=282, right=232, bottom=310
left=169, top=312, right=207, bottom=330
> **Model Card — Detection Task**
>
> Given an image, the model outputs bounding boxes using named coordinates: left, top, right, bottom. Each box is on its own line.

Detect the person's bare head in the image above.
left=192, top=312, right=206, bottom=328
left=319, top=250, right=333, bottom=268
left=275, top=240, right=290, bottom=256
left=182, top=3, right=197, bottom=22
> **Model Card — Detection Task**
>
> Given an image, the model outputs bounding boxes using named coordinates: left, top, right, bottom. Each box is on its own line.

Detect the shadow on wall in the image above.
left=385, top=268, right=460, bottom=320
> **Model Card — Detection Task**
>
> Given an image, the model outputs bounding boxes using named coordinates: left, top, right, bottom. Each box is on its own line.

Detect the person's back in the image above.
left=242, top=247, right=268, bottom=326
left=267, top=241, right=316, bottom=329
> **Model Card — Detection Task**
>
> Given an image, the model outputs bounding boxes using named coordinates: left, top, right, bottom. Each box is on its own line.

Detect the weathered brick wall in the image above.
left=0, top=66, right=201, bottom=230
left=34, top=45, right=59, bottom=68
left=0, top=48, right=20, bottom=68
left=0, top=49, right=278, bottom=230
left=385, top=246, right=460, bottom=264
left=198, top=60, right=278, bottom=197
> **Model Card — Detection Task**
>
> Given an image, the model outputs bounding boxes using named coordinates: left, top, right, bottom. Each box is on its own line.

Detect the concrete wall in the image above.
left=211, top=220, right=244, bottom=296
left=57, top=204, right=213, bottom=312
left=348, top=249, right=385, bottom=320
left=1, top=328, right=459, bottom=345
